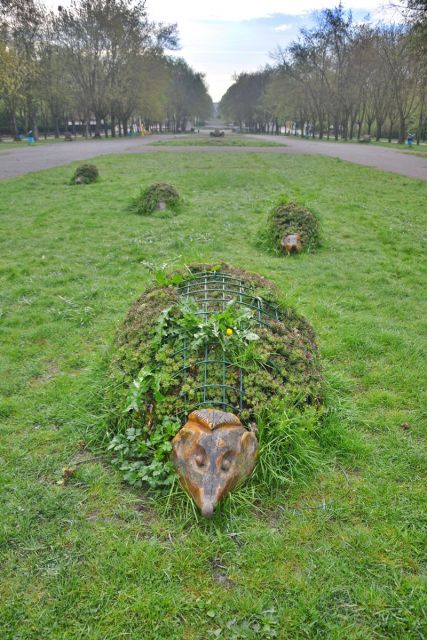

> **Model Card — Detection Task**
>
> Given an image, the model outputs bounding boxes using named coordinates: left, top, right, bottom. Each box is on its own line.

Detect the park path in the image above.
left=253, top=134, right=427, bottom=180
left=0, top=133, right=426, bottom=181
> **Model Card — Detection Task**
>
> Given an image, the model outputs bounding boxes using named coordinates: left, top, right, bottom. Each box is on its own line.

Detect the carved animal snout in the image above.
left=281, top=233, right=302, bottom=254
left=171, top=409, right=258, bottom=517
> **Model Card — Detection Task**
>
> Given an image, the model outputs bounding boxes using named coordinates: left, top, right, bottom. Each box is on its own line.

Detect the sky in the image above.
left=146, top=0, right=399, bottom=101
left=46, top=0, right=401, bottom=102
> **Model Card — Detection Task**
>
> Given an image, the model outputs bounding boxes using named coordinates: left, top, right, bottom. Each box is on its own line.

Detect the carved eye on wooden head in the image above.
left=220, top=454, right=233, bottom=472
left=195, top=451, right=206, bottom=468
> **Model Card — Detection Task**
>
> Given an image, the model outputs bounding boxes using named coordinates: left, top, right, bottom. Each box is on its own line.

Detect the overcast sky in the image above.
left=47, top=0, right=399, bottom=101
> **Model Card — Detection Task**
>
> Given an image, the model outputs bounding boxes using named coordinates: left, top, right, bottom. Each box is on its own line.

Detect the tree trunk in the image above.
left=334, top=117, right=339, bottom=140
left=123, top=119, right=128, bottom=136
left=349, top=117, right=357, bottom=140
left=416, top=111, right=423, bottom=145
left=342, top=118, right=348, bottom=141
left=28, top=102, right=39, bottom=139
left=95, top=114, right=102, bottom=137
left=10, top=110, right=18, bottom=137
left=54, top=118, right=60, bottom=138
left=388, top=119, right=394, bottom=143
left=398, top=113, right=405, bottom=144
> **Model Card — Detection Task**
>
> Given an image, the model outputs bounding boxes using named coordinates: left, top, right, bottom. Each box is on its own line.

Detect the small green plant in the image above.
left=71, top=163, right=99, bottom=184
left=130, top=182, right=180, bottom=215
left=154, top=298, right=260, bottom=354
left=262, top=198, right=321, bottom=253
left=108, top=416, right=180, bottom=488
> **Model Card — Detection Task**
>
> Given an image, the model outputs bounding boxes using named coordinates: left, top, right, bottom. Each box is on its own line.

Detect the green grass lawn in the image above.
left=0, top=151, right=426, bottom=639
left=0, top=136, right=133, bottom=151
left=0, top=137, right=81, bottom=150
left=270, top=134, right=427, bottom=154
left=152, top=135, right=285, bottom=147
left=372, top=141, right=427, bottom=154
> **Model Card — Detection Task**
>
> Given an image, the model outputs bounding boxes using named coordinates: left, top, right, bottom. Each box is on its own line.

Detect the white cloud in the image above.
left=44, top=0, right=396, bottom=24
left=274, top=23, right=292, bottom=32
left=146, top=0, right=387, bottom=22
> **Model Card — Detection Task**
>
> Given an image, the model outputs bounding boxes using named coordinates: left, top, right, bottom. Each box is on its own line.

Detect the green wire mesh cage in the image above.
left=172, top=271, right=282, bottom=419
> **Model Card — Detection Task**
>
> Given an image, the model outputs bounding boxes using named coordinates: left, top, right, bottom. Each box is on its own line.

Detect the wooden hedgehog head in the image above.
left=171, top=409, right=258, bottom=518
left=281, top=233, right=302, bottom=254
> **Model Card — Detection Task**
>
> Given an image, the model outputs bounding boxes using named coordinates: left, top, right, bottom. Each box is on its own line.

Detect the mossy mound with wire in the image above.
left=130, top=182, right=180, bottom=215
left=71, top=163, right=99, bottom=184
left=268, top=199, right=321, bottom=252
left=105, top=264, right=323, bottom=488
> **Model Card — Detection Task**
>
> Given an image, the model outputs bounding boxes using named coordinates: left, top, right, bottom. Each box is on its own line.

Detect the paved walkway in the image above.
left=0, top=134, right=426, bottom=181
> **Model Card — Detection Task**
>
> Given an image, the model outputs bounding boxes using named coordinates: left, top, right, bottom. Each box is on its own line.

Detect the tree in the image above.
left=219, top=4, right=425, bottom=144
left=0, top=40, right=27, bottom=135
left=166, top=58, right=212, bottom=132
left=0, top=0, right=44, bottom=135
left=54, top=0, right=178, bottom=136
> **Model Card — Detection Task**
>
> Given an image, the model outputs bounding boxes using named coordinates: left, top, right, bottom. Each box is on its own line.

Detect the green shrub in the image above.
left=265, top=198, right=321, bottom=253
left=71, top=163, right=99, bottom=184
left=130, top=182, right=180, bottom=215
left=104, top=264, right=323, bottom=490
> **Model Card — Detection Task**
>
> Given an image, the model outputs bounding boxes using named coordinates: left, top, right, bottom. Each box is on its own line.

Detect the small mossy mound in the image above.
left=267, top=199, right=321, bottom=253
left=130, top=182, right=180, bottom=215
left=105, top=264, right=323, bottom=489
left=71, top=163, right=99, bottom=184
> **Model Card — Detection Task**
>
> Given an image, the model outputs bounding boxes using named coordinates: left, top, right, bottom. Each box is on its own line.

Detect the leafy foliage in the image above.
left=129, top=182, right=180, bottom=215
left=107, top=416, right=180, bottom=488
left=71, top=163, right=99, bottom=184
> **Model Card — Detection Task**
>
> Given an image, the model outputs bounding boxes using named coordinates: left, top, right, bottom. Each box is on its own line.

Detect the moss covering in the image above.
left=268, top=199, right=321, bottom=252
left=108, top=264, right=322, bottom=433
left=71, top=163, right=99, bottom=184
left=105, top=264, right=323, bottom=487
left=130, top=182, right=180, bottom=215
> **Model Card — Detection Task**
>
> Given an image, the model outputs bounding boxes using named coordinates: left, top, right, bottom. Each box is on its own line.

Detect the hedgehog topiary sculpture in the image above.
left=268, top=199, right=321, bottom=254
left=71, top=163, right=99, bottom=184
left=130, top=182, right=180, bottom=215
left=107, top=264, right=322, bottom=516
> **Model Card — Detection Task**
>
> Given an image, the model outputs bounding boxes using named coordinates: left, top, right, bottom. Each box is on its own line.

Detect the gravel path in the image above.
left=0, top=134, right=426, bottom=181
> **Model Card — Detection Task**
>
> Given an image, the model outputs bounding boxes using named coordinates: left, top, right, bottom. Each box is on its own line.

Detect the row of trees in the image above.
left=0, top=0, right=213, bottom=138
left=220, top=4, right=427, bottom=143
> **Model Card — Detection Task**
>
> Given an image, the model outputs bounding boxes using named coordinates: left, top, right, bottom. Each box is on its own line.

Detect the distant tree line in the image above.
left=220, top=4, right=427, bottom=144
left=0, top=0, right=213, bottom=138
